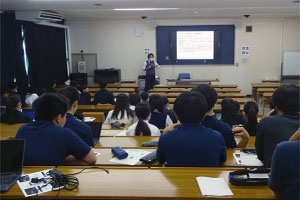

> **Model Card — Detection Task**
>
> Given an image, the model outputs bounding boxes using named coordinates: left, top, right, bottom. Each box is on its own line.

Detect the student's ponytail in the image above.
left=5, top=95, right=21, bottom=124
left=244, top=101, right=258, bottom=133
left=134, top=102, right=152, bottom=136
left=135, top=119, right=151, bottom=136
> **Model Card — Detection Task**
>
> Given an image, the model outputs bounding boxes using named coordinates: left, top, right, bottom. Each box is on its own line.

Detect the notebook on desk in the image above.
left=0, top=139, right=25, bottom=192
left=85, top=122, right=103, bottom=145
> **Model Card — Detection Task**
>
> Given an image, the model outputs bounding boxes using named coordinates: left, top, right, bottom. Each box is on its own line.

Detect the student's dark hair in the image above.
left=149, top=94, right=164, bottom=112
left=140, top=91, right=149, bottom=102
left=70, top=80, right=79, bottom=88
left=161, top=96, right=169, bottom=106
left=57, top=86, right=80, bottom=107
left=134, top=102, right=151, bottom=136
left=99, top=80, right=107, bottom=88
left=221, top=98, right=238, bottom=127
left=1, top=88, right=9, bottom=95
left=129, top=94, right=141, bottom=106
left=243, top=101, right=258, bottom=133
left=9, top=82, right=18, bottom=91
left=272, top=84, right=299, bottom=114
left=36, top=87, right=47, bottom=96
left=268, top=97, right=278, bottom=116
left=78, top=84, right=88, bottom=93
left=233, top=101, right=240, bottom=112
left=111, top=94, right=134, bottom=120
left=34, top=93, right=69, bottom=121
left=48, top=79, right=56, bottom=88
left=5, top=95, right=21, bottom=124
left=147, top=53, right=154, bottom=58
left=191, top=84, right=217, bottom=112
left=174, top=91, right=208, bottom=123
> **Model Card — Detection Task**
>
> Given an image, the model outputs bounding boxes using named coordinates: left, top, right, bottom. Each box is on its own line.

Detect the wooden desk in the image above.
left=0, top=123, right=25, bottom=139
left=1, top=167, right=276, bottom=199
left=95, top=136, right=159, bottom=148
left=167, top=79, right=220, bottom=84
left=154, top=84, right=238, bottom=89
left=77, top=105, right=114, bottom=113
left=93, top=148, right=262, bottom=168
left=89, top=88, right=135, bottom=93
left=235, top=136, right=255, bottom=149
left=150, top=88, right=241, bottom=93
left=88, top=83, right=139, bottom=88
left=256, top=88, right=276, bottom=100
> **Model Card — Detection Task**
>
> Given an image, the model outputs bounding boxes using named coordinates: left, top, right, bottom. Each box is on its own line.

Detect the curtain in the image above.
left=0, top=11, right=29, bottom=102
left=22, top=22, right=68, bottom=89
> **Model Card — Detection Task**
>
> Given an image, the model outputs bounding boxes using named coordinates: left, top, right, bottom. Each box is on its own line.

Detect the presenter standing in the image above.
left=143, top=53, right=160, bottom=92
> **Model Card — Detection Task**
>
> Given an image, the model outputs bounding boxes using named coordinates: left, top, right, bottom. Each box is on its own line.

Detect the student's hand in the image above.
left=163, top=122, right=181, bottom=134
left=289, top=128, right=300, bottom=141
left=232, top=127, right=249, bottom=148
left=266, top=109, right=275, bottom=117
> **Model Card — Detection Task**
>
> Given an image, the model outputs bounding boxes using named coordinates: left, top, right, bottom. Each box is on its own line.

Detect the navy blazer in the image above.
left=157, top=123, right=227, bottom=167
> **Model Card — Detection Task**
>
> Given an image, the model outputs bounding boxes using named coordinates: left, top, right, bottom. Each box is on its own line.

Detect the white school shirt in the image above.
left=142, top=60, right=160, bottom=71
left=126, top=120, right=161, bottom=136
left=104, top=110, right=134, bottom=124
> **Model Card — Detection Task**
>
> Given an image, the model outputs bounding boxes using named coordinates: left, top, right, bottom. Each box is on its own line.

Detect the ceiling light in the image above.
left=94, top=3, right=102, bottom=6
left=292, top=0, right=300, bottom=2
left=114, top=8, right=178, bottom=11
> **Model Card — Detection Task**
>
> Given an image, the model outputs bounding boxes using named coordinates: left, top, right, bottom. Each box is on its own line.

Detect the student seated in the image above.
left=104, top=93, right=135, bottom=124
left=15, top=93, right=96, bottom=166
left=140, top=91, right=149, bottom=102
left=148, top=94, right=173, bottom=129
left=255, top=84, right=300, bottom=167
left=78, top=84, right=91, bottom=105
left=162, top=96, right=177, bottom=123
left=45, top=79, right=57, bottom=93
left=156, top=92, right=227, bottom=167
left=129, top=93, right=141, bottom=111
left=58, top=86, right=94, bottom=147
left=0, top=95, right=31, bottom=124
left=0, top=88, right=9, bottom=107
left=267, top=97, right=278, bottom=116
left=93, top=80, right=115, bottom=105
left=269, top=130, right=299, bottom=200
left=243, top=101, right=258, bottom=136
left=221, top=98, right=246, bottom=127
left=191, top=84, right=249, bottom=148
left=8, top=82, right=20, bottom=97
left=126, top=102, right=160, bottom=136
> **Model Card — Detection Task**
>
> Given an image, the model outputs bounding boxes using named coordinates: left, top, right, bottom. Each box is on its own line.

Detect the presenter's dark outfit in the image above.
left=143, top=60, right=159, bottom=92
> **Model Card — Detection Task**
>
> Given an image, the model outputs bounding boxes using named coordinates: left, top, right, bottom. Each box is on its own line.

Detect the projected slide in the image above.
left=177, top=31, right=214, bottom=59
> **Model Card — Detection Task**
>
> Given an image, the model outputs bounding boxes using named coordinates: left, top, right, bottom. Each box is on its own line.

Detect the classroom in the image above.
left=0, top=0, right=299, bottom=199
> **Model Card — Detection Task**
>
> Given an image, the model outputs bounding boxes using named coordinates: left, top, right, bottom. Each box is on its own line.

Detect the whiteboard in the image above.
left=282, top=52, right=300, bottom=76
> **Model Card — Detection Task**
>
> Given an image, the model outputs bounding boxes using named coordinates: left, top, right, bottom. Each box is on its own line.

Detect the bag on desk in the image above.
left=229, top=168, right=270, bottom=186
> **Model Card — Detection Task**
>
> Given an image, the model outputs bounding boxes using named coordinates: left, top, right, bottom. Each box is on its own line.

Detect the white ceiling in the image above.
left=1, top=0, right=300, bottom=20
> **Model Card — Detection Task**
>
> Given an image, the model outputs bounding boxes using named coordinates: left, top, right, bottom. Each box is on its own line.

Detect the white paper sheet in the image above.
left=196, top=177, right=233, bottom=197
left=17, top=169, right=61, bottom=197
left=109, top=149, right=152, bottom=165
left=83, top=117, right=96, bottom=122
left=233, top=152, right=264, bottom=166
left=116, top=130, right=128, bottom=136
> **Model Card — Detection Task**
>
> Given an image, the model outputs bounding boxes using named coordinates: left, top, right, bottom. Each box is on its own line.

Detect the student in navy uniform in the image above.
left=8, top=82, right=20, bottom=97
left=269, top=132, right=299, bottom=200
left=140, top=91, right=149, bottom=102
left=162, top=96, right=177, bottom=123
left=93, top=80, right=115, bottom=105
left=129, top=93, right=141, bottom=111
left=58, top=86, right=94, bottom=147
left=255, top=84, right=300, bottom=167
left=243, top=101, right=259, bottom=136
left=191, top=84, right=249, bottom=148
left=0, top=95, right=32, bottom=124
left=15, top=93, right=96, bottom=166
left=143, top=53, right=160, bottom=92
left=149, top=94, right=173, bottom=129
left=45, top=79, right=57, bottom=93
left=78, top=84, right=91, bottom=105
left=0, top=88, right=9, bottom=107
left=221, top=98, right=246, bottom=127
left=157, top=91, right=227, bottom=167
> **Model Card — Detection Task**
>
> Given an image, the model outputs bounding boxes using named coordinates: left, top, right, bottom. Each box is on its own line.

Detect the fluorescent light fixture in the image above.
left=114, top=8, right=178, bottom=11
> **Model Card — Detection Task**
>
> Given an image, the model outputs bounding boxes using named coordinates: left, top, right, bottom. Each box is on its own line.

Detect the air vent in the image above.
left=39, top=11, right=63, bottom=21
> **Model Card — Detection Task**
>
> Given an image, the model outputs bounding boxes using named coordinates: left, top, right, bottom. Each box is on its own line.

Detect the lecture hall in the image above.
left=0, top=0, right=299, bottom=199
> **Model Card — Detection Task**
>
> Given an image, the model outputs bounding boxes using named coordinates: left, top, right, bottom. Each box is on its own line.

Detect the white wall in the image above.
left=69, top=17, right=299, bottom=94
